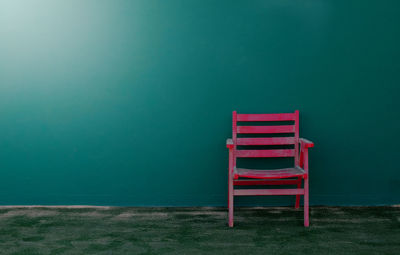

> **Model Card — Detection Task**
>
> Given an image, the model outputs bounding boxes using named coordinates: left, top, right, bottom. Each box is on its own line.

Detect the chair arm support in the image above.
left=227, top=138, right=234, bottom=177
left=299, top=138, right=313, bottom=170
left=226, top=138, right=234, bottom=149
left=300, top=138, right=314, bottom=149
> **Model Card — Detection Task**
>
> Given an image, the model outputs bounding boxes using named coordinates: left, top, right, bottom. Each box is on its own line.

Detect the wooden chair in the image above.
left=226, top=110, right=314, bottom=227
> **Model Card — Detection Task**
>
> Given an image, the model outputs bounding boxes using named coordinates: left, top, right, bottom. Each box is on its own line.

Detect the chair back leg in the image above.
left=295, top=177, right=301, bottom=209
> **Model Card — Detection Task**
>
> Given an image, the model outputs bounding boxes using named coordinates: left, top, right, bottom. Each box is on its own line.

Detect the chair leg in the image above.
left=295, top=177, right=301, bottom=209
left=228, top=176, right=234, bottom=227
left=304, top=176, right=309, bottom=227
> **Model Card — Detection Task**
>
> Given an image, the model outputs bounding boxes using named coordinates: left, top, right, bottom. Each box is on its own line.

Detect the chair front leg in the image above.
left=228, top=169, right=234, bottom=227
left=228, top=147, right=234, bottom=227
left=303, top=148, right=309, bottom=227
left=299, top=138, right=313, bottom=227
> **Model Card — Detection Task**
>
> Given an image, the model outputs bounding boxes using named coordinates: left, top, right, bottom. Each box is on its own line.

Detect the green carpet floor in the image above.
left=0, top=206, right=399, bottom=254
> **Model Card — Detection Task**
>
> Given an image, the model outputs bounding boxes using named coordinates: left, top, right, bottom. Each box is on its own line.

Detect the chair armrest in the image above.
left=226, top=138, right=234, bottom=149
left=300, top=138, right=314, bottom=149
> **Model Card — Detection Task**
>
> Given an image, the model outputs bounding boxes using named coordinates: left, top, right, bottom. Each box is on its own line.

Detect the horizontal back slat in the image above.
left=236, top=149, right=295, bottom=158
left=236, top=137, right=295, bottom=145
left=237, top=113, right=295, bottom=122
left=237, top=125, right=295, bottom=134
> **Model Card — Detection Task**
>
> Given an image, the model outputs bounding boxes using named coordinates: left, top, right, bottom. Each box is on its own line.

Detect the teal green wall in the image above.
left=0, top=0, right=399, bottom=206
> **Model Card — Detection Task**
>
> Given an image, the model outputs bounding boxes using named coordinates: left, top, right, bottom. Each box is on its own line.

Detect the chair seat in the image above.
left=234, top=166, right=306, bottom=179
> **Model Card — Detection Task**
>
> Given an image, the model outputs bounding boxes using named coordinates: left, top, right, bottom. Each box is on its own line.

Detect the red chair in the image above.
left=226, top=110, right=314, bottom=227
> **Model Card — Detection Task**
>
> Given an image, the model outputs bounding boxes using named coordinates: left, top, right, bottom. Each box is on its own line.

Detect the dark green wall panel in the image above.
left=0, top=0, right=399, bottom=205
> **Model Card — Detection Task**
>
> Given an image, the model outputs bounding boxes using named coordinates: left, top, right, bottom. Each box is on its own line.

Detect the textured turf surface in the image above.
left=0, top=206, right=399, bottom=254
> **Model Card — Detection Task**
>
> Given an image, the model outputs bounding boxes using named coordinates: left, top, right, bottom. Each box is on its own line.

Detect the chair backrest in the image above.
left=232, top=110, right=299, bottom=167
